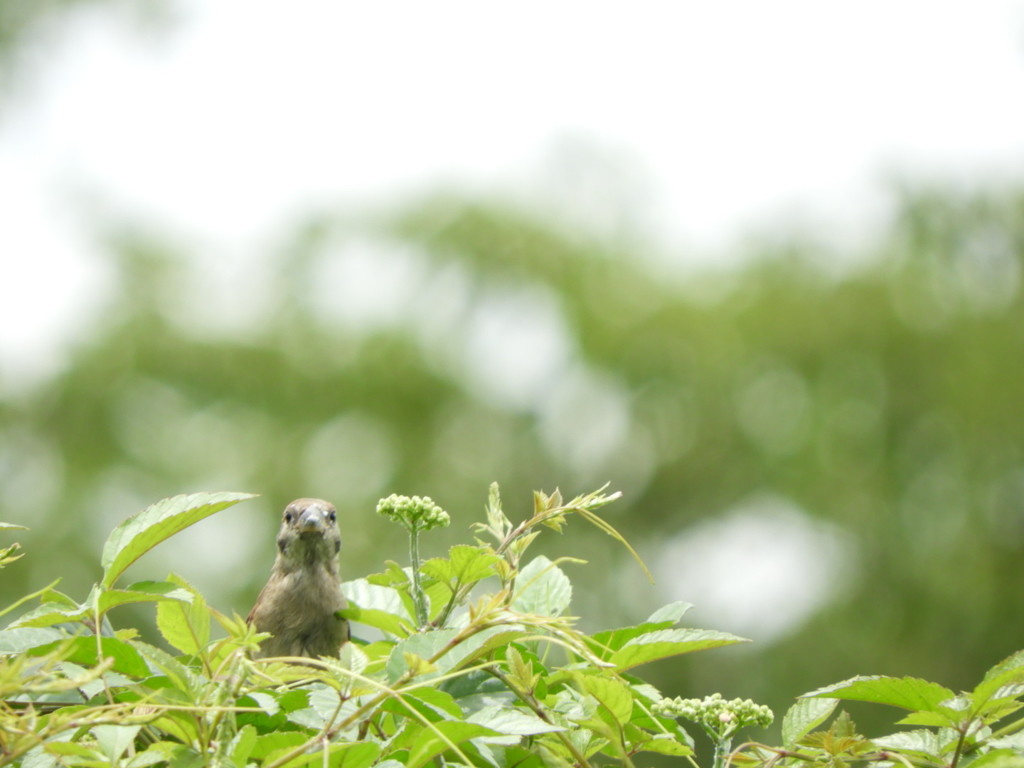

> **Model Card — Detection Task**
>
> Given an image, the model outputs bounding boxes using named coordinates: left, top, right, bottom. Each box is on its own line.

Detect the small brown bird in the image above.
left=247, top=498, right=350, bottom=658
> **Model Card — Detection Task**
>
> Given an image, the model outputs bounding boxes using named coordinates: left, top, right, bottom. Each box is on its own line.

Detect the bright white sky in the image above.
left=2, top=0, right=1024, bottom=384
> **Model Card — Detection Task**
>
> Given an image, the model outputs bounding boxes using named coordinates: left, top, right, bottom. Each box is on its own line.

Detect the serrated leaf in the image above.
left=782, top=697, right=838, bottom=747
left=974, top=650, right=1024, bottom=711
left=802, top=676, right=957, bottom=713
left=512, top=556, right=572, bottom=616
left=637, top=735, right=693, bottom=756
left=228, top=725, right=258, bottom=766
left=873, top=729, right=950, bottom=756
left=442, top=626, right=530, bottom=675
left=155, top=575, right=210, bottom=654
left=485, top=482, right=511, bottom=536
left=6, top=603, right=88, bottom=629
left=967, top=752, right=1024, bottom=768
left=506, top=646, right=539, bottom=690
left=0, top=627, right=66, bottom=652
left=132, top=640, right=196, bottom=691
left=589, top=616, right=693, bottom=658
left=647, top=602, right=692, bottom=624
left=382, top=687, right=464, bottom=721
left=407, top=721, right=498, bottom=768
left=248, top=732, right=308, bottom=761
left=30, top=636, right=150, bottom=678
left=44, top=742, right=100, bottom=758
left=610, top=628, right=749, bottom=671
left=404, top=651, right=439, bottom=676
left=989, top=732, right=1024, bottom=751
left=101, top=491, right=256, bottom=588
left=387, top=630, right=458, bottom=681
left=94, top=725, right=141, bottom=760
left=425, top=581, right=453, bottom=621
left=466, top=704, right=567, bottom=735
left=97, top=582, right=195, bottom=614
left=239, top=691, right=283, bottom=717
left=332, top=742, right=383, bottom=768
left=898, top=710, right=962, bottom=727
left=422, top=545, right=501, bottom=586
left=126, top=741, right=184, bottom=768
left=341, top=579, right=414, bottom=636
left=577, top=674, right=634, bottom=723
left=337, top=641, right=369, bottom=675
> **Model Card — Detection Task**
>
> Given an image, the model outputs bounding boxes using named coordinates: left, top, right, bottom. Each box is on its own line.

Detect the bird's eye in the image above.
left=329, top=511, right=336, bottom=523
left=284, top=511, right=293, bottom=524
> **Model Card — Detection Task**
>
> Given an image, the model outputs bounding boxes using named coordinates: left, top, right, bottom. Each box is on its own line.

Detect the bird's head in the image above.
left=275, top=498, right=341, bottom=570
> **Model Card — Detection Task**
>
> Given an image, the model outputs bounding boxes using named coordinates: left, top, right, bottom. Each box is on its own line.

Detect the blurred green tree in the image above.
left=2, top=183, right=1023, bottom=739
left=3, top=0, right=1024, bottom=741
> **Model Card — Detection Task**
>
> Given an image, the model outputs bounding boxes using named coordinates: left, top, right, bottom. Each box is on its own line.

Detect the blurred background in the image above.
left=3, top=0, right=1024, bottom=738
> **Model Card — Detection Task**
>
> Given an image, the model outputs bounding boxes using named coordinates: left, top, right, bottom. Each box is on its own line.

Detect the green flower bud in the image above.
left=656, top=693, right=773, bottom=734
left=377, top=494, right=451, bottom=533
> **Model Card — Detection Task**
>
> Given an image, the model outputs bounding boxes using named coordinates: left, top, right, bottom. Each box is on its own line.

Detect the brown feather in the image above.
left=248, top=498, right=350, bottom=658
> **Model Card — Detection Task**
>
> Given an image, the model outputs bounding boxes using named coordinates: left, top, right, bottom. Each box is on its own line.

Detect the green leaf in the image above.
left=132, top=640, right=196, bottom=691
left=973, top=650, right=1024, bottom=711
left=898, top=710, right=963, bottom=727
left=0, top=627, right=66, bottom=653
left=258, top=743, right=380, bottom=768
left=467, top=704, right=567, bottom=735
left=228, top=725, right=258, bottom=766
left=446, top=626, right=531, bottom=672
left=94, top=725, right=141, bottom=760
left=989, top=732, right=1024, bottom=751
left=874, top=729, right=953, bottom=757
left=155, top=575, right=210, bottom=655
left=332, top=742, right=383, bottom=768
left=407, top=721, right=498, bottom=768
left=424, top=581, right=453, bottom=620
left=589, top=614, right=692, bottom=658
left=512, top=556, right=572, bottom=616
left=609, top=628, right=748, bottom=671
left=966, top=753, right=1024, bottom=768
left=0, top=522, right=28, bottom=532
left=422, top=544, right=501, bottom=586
left=248, top=732, right=308, bottom=761
left=577, top=674, right=634, bottom=723
left=97, top=581, right=195, bottom=614
left=30, top=636, right=150, bottom=678
left=5, top=603, right=87, bottom=629
left=484, top=481, right=511, bottom=538
left=101, top=491, right=256, bottom=588
left=646, top=602, right=692, bottom=624
left=802, top=675, right=957, bottom=713
left=782, top=697, right=839, bottom=747
left=45, top=741, right=102, bottom=759
left=126, top=741, right=186, bottom=768
left=387, top=630, right=459, bottom=681
left=635, top=733, right=694, bottom=756
left=242, top=691, right=282, bottom=716
left=382, top=687, right=464, bottom=721
left=341, top=579, right=414, bottom=636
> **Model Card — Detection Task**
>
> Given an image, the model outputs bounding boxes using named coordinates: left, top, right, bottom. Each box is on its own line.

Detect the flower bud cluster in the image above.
left=376, top=494, right=451, bottom=532
left=656, top=692, right=773, bottom=733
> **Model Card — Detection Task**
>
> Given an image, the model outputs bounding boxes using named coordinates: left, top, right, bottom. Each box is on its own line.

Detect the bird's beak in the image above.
left=297, top=507, right=327, bottom=534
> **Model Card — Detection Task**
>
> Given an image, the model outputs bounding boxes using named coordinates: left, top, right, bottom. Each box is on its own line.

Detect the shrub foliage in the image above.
left=2, top=487, right=1024, bottom=768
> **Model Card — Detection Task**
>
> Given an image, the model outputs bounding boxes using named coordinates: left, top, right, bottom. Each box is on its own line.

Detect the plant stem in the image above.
left=409, top=528, right=428, bottom=627
left=489, top=667, right=595, bottom=768
left=713, top=735, right=734, bottom=768
left=949, top=725, right=970, bottom=768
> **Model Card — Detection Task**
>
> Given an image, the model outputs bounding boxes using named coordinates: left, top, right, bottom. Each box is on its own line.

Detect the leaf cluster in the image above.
left=736, top=658, right=1024, bottom=768
left=0, top=486, right=748, bottom=768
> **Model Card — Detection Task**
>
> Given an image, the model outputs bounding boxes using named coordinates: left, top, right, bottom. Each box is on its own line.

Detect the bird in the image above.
left=247, top=498, right=350, bottom=658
